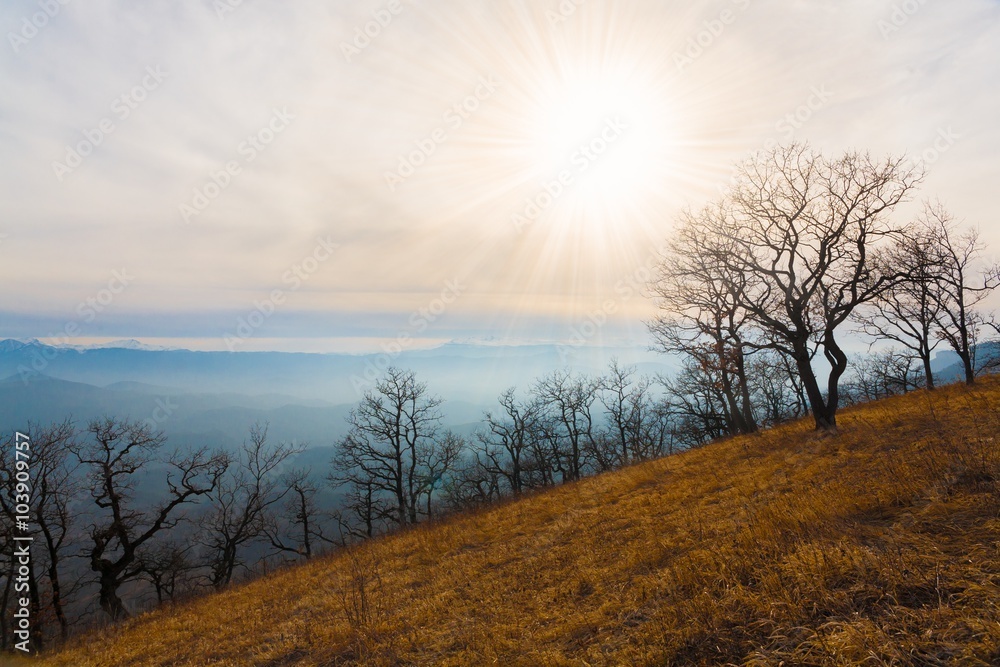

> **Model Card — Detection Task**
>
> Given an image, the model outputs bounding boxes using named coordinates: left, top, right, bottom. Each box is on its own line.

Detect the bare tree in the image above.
left=265, top=468, right=338, bottom=561
left=73, top=417, right=227, bottom=621
left=657, top=364, right=731, bottom=448
left=477, top=388, right=543, bottom=495
left=201, top=422, right=302, bottom=589
left=455, top=368, right=675, bottom=508
left=747, top=350, right=809, bottom=426
left=416, top=431, right=464, bottom=520
left=598, top=361, right=670, bottom=466
left=330, top=478, right=394, bottom=542
left=844, top=349, right=923, bottom=404
left=330, top=368, right=445, bottom=529
left=649, top=213, right=758, bottom=435
left=676, top=143, right=920, bottom=431
left=920, top=203, right=1000, bottom=385
left=0, top=421, right=80, bottom=645
left=135, top=540, right=199, bottom=605
left=442, top=452, right=504, bottom=510
left=532, top=370, right=600, bottom=482
left=856, top=222, right=943, bottom=389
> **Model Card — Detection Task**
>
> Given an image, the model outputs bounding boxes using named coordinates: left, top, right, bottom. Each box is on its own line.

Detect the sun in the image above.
left=519, top=68, right=677, bottom=218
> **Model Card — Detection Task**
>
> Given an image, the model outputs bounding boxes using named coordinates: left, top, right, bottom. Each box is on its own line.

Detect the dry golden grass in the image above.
left=36, top=378, right=1000, bottom=666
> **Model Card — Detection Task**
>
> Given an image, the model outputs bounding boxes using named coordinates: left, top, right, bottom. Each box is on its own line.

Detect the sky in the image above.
left=1, top=0, right=998, bottom=353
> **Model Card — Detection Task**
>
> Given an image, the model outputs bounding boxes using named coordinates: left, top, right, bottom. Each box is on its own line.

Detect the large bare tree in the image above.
left=73, top=417, right=227, bottom=621
left=665, top=144, right=921, bottom=431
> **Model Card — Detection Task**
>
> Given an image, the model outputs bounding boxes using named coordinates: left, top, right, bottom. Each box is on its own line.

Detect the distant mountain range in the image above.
left=0, top=373, right=346, bottom=450
left=0, top=339, right=675, bottom=454
left=929, top=341, right=1000, bottom=383
left=0, top=338, right=673, bottom=405
left=0, top=337, right=175, bottom=352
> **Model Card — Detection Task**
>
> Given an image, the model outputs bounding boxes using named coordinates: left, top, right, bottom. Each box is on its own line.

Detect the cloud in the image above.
left=0, top=0, right=997, bottom=349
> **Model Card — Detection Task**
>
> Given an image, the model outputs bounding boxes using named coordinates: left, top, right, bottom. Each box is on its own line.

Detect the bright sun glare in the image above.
left=523, top=72, right=675, bottom=219
left=412, top=4, right=695, bottom=308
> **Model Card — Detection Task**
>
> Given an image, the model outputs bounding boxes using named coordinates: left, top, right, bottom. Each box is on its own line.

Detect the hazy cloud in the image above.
left=1, top=0, right=997, bottom=350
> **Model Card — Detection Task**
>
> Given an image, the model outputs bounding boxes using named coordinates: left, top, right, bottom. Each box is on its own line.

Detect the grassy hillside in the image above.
left=35, top=379, right=1000, bottom=666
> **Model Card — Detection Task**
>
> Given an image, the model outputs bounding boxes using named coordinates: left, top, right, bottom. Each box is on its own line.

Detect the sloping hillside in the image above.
left=36, top=379, right=1000, bottom=666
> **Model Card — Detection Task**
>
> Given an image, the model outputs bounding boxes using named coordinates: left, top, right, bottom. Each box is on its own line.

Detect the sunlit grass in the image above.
left=38, top=378, right=1000, bottom=666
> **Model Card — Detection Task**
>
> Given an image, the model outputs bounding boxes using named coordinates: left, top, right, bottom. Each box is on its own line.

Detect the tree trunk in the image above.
left=959, top=316, right=975, bottom=385
left=97, top=571, right=128, bottom=622
left=511, top=454, right=522, bottom=495
left=734, top=349, right=759, bottom=434
left=793, top=341, right=837, bottom=432
left=1, top=559, right=12, bottom=649
left=152, top=577, right=164, bottom=605
left=569, top=434, right=581, bottom=481
left=299, top=491, right=312, bottom=559
left=920, top=350, right=935, bottom=390
left=48, top=552, right=69, bottom=640
left=823, top=333, right=849, bottom=430
left=720, top=368, right=748, bottom=436
left=26, top=552, right=43, bottom=650
left=364, top=483, right=374, bottom=538
left=408, top=493, right=419, bottom=525
left=219, top=542, right=238, bottom=587
left=39, top=517, right=69, bottom=641
left=962, top=353, right=975, bottom=385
